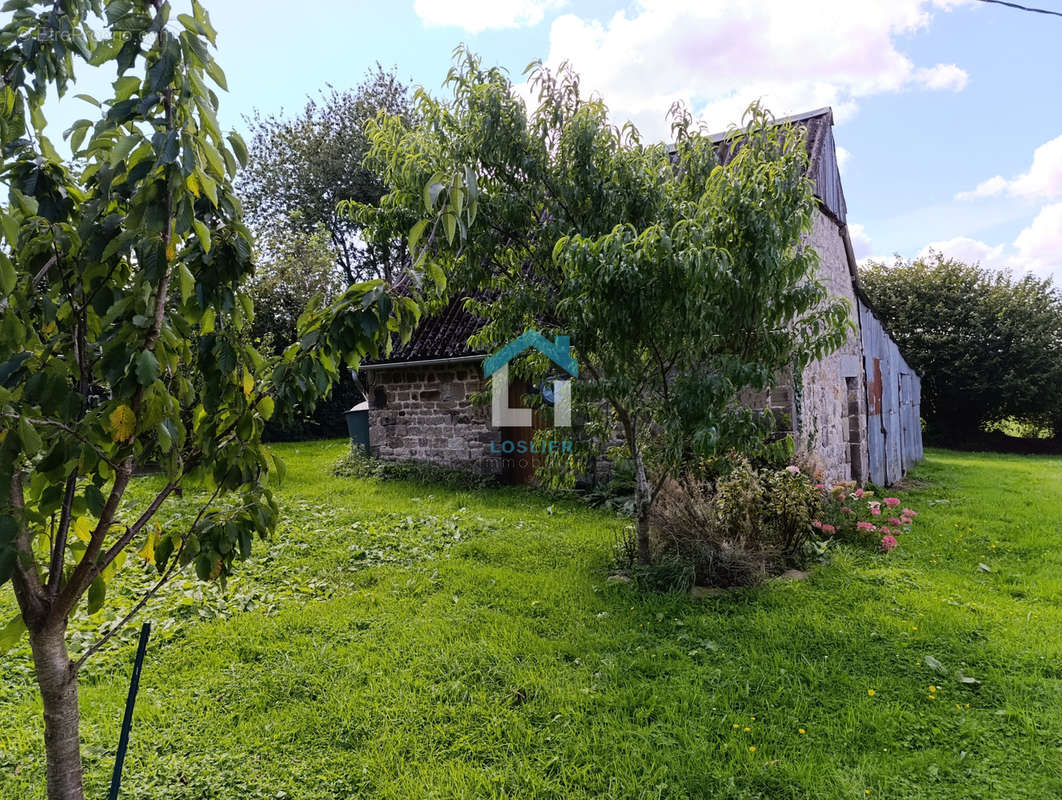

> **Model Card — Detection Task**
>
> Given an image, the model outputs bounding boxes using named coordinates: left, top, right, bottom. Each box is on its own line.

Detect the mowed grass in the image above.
left=2, top=442, right=1061, bottom=799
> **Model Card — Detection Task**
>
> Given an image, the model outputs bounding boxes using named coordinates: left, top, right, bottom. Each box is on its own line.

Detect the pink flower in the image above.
left=900, top=516, right=912, bottom=525
left=812, top=519, right=822, bottom=529
left=884, top=497, right=900, bottom=508
left=841, top=506, right=853, bottom=515
left=814, top=483, right=826, bottom=491
left=854, top=488, right=865, bottom=499
left=879, top=526, right=891, bottom=536
left=870, top=507, right=881, bottom=516
left=880, top=535, right=898, bottom=552
left=857, top=521, right=876, bottom=532
left=786, top=465, right=801, bottom=474
left=888, top=517, right=901, bottom=527
left=821, top=524, right=836, bottom=534
left=902, top=509, right=917, bottom=517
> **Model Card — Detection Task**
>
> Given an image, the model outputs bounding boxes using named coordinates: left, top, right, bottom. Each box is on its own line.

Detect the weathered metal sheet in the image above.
left=813, top=125, right=847, bottom=224
left=882, top=337, right=902, bottom=483
left=859, top=299, right=922, bottom=485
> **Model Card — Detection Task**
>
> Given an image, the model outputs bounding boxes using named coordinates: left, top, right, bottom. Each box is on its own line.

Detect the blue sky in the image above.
left=30, top=0, right=1062, bottom=281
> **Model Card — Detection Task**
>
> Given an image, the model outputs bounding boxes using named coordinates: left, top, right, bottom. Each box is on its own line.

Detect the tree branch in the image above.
left=9, top=472, right=49, bottom=628
left=46, top=470, right=77, bottom=595
left=73, top=484, right=221, bottom=670
left=97, top=482, right=176, bottom=572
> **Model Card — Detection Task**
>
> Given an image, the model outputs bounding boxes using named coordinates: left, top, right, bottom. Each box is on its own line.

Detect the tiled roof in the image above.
left=363, top=294, right=485, bottom=366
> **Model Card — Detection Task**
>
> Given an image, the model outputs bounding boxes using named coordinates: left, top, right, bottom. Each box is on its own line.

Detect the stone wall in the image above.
left=796, top=209, right=868, bottom=484
left=361, top=362, right=503, bottom=474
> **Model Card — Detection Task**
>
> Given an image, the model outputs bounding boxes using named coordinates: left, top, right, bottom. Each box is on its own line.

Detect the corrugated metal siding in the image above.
left=859, top=299, right=922, bottom=485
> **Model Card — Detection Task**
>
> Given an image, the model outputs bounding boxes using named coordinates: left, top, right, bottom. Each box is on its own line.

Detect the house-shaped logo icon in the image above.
left=484, top=330, right=577, bottom=427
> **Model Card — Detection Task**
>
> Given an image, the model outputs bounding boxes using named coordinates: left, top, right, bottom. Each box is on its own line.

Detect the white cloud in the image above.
left=914, top=63, right=968, bottom=92
left=414, top=0, right=564, bottom=33
left=836, top=146, right=852, bottom=175
left=955, top=175, right=1009, bottom=201
left=525, top=0, right=970, bottom=139
left=1013, top=203, right=1062, bottom=278
left=848, top=223, right=873, bottom=259
left=956, top=133, right=1062, bottom=201
left=918, top=236, right=1006, bottom=267
left=911, top=205, right=1062, bottom=284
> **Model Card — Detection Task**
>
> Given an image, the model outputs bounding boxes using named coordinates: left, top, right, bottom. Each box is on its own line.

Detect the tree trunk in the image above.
left=29, top=622, right=85, bottom=800
left=632, top=446, right=652, bottom=565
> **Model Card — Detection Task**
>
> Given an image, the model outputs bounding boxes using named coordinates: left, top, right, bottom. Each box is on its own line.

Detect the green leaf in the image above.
left=87, top=577, right=106, bottom=615
left=85, top=485, right=106, bottom=517
left=136, top=349, right=159, bottom=386
left=11, top=191, right=38, bottom=217
left=428, top=262, right=447, bottom=292
left=443, top=212, right=456, bottom=245
left=226, top=132, right=248, bottom=167
left=179, top=263, right=195, bottom=301
left=68, top=120, right=92, bottom=153
left=154, top=533, right=174, bottom=574
left=147, top=40, right=180, bottom=92
left=192, top=0, right=218, bottom=44
left=1, top=214, right=18, bottom=247
left=407, top=219, right=428, bottom=254
left=257, top=395, right=275, bottom=421
left=0, top=615, right=26, bottom=655
left=192, top=219, right=211, bottom=253
left=156, top=421, right=173, bottom=453
left=74, top=93, right=101, bottom=108
left=204, top=59, right=228, bottom=91
left=110, top=134, right=139, bottom=166
left=0, top=251, right=15, bottom=295
left=423, top=172, right=444, bottom=212
left=18, top=417, right=41, bottom=455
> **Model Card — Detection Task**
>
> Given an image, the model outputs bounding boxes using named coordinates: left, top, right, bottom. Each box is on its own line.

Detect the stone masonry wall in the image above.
left=797, top=210, right=868, bottom=485
left=362, top=362, right=503, bottom=475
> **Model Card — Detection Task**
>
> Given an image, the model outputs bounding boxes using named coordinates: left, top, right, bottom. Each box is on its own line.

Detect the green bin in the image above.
left=345, top=401, right=370, bottom=454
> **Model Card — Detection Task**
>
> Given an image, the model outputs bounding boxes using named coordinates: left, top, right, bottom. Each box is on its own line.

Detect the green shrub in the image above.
left=623, top=457, right=820, bottom=589
left=332, top=449, right=498, bottom=490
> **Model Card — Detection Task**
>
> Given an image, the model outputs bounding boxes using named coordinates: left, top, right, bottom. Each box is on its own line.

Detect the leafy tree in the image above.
left=245, top=224, right=362, bottom=441
left=0, top=3, right=420, bottom=798
left=246, top=222, right=343, bottom=355
left=861, top=252, right=1062, bottom=441
left=238, top=64, right=412, bottom=284
left=358, top=51, right=850, bottom=563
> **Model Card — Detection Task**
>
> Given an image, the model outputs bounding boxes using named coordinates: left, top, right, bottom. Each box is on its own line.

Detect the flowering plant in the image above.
left=809, top=479, right=917, bottom=552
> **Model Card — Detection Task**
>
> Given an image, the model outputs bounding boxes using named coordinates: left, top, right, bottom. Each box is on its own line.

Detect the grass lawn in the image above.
left=2, top=442, right=1061, bottom=799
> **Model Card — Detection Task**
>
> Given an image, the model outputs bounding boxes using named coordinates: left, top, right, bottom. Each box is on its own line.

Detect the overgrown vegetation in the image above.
left=332, top=448, right=496, bottom=490
left=357, top=50, right=850, bottom=565
left=628, top=460, right=819, bottom=590
left=3, top=441, right=1060, bottom=799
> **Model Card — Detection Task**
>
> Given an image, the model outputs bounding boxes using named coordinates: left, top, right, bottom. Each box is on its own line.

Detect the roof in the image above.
left=362, top=294, right=485, bottom=368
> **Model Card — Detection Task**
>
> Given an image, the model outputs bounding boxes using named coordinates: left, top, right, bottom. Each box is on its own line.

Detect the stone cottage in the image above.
left=359, top=108, right=922, bottom=486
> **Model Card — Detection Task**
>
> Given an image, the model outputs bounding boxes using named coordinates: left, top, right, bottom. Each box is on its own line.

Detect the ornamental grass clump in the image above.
left=642, top=458, right=820, bottom=589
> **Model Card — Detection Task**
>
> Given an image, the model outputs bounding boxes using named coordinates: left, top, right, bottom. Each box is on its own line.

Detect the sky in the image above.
left=24, top=0, right=1062, bottom=283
